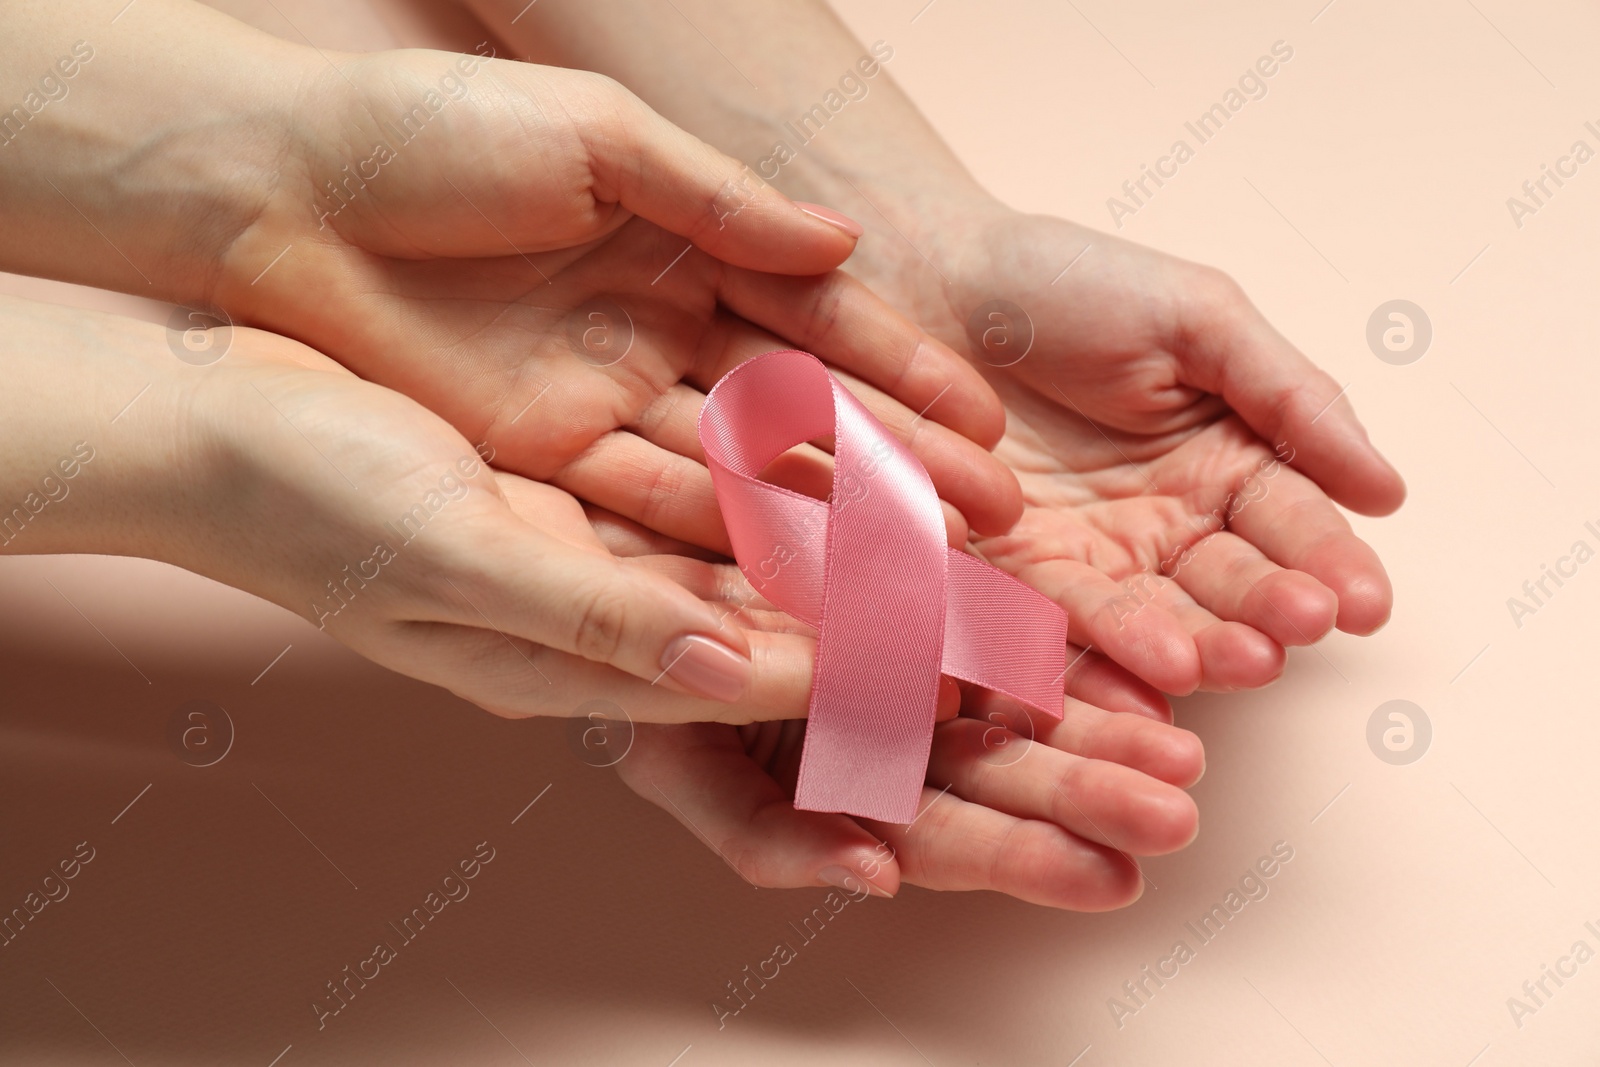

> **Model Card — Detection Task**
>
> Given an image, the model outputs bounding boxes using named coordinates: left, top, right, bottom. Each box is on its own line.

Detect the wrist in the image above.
left=0, top=297, right=219, bottom=562
left=793, top=158, right=999, bottom=249
left=782, top=153, right=1019, bottom=331
left=0, top=0, right=314, bottom=306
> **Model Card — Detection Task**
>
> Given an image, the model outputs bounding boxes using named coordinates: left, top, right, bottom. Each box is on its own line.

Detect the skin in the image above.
left=901, top=212, right=1404, bottom=695
left=0, top=286, right=1201, bottom=912
left=594, top=511, right=1202, bottom=909
left=0, top=0, right=1205, bottom=908
left=467, top=0, right=1403, bottom=907
left=0, top=294, right=819, bottom=721
left=0, top=0, right=1018, bottom=702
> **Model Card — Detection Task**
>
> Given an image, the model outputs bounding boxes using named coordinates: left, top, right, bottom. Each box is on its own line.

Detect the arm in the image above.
left=0, top=2, right=305, bottom=303
left=0, top=0, right=875, bottom=302
left=0, top=292, right=856, bottom=719
left=0, top=0, right=1020, bottom=545
left=461, top=0, right=985, bottom=262
left=475, top=0, right=1407, bottom=693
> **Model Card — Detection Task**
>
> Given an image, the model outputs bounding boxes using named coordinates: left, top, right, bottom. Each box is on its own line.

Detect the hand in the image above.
left=618, top=658, right=1204, bottom=910
left=0, top=0, right=1019, bottom=552
left=217, top=48, right=1020, bottom=539
left=465, top=0, right=1404, bottom=693
left=0, top=294, right=877, bottom=722
left=588, top=514, right=1205, bottom=911
left=842, top=204, right=1406, bottom=694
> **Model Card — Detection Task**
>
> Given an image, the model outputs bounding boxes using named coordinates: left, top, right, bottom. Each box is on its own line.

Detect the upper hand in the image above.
left=202, top=49, right=1020, bottom=546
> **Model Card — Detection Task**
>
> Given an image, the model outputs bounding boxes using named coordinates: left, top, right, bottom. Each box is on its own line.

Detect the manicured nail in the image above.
left=660, top=635, right=751, bottom=703
left=793, top=201, right=864, bottom=238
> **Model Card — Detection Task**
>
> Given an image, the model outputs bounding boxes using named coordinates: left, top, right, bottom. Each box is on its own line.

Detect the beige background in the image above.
left=3, top=0, right=1597, bottom=1063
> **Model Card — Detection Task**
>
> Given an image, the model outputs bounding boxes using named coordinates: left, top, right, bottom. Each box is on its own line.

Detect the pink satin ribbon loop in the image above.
left=699, top=350, right=1066, bottom=823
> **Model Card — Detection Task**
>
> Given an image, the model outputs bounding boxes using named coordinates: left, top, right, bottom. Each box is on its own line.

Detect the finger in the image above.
left=1062, top=645, right=1173, bottom=722
left=1006, top=559, right=1201, bottom=695
left=1130, top=574, right=1287, bottom=692
left=634, top=556, right=973, bottom=724
left=337, top=67, right=857, bottom=271
left=554, top=429, right=731, bottom=552
left=372, top=618, right=818, bottom=724
left=1225, top=465, right=1394, bottom=635
left=858, top=788, right=1144, bottom=912
left=385, top=62, right=863, bottom=270
left=436, top=517, right=761, bottom=702
left=1168, top=530, right=1338, bottom=647
left=964, top=688, right=1204, bottom=788
left=687, top=316, right=1022, bottom=535
left=630, top=549, right=967, bottom=725
left=925, top=717, right=1199, bottom=855
left=1183, top=278, right=1405, bottom=516
left=625, top=553, right=781, bottom=620
left=572, top=75, right=863, bottom=274
left=581, top=503, right=723, bottom=561
left=623, top=388, right=973, bottom=548
left=718, top=266, right=1007, bottom=448
left=614, top=722, right=899, bottom=894
left=626, top=382, right=708, bottom=460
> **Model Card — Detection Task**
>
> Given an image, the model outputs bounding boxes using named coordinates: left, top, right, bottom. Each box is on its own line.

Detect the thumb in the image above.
left=1183, top=277, right=1406, bottom=517
left=353, top=57, right=862, bottom=271
left=456, top=524, right=757, bottom=703
left=580, top=77, right=864, bottom=274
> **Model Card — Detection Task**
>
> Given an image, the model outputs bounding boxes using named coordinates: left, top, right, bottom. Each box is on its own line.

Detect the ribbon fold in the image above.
left=699, top=351, right=1067, bottom=823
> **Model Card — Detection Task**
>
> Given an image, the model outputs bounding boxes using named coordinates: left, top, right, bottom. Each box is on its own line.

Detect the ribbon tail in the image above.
left=791, top=374, right=949, bottom=825
left=940, top=551, right=1067, bottom=719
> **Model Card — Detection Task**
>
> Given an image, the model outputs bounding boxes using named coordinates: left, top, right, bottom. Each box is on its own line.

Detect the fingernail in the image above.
left=660, top=635, right=751, bottom=703
left=793, top=201, right=864, bottom=238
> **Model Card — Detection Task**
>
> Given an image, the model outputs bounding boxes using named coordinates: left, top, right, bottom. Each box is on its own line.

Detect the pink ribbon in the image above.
left=699, top=350, right=1067, bottom=823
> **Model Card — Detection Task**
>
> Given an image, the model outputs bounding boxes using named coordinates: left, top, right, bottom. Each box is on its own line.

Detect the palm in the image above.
left=599, top=527, right=1204, bottom=911
left=979, top=377, right=1314, bottom=694
left=208, top=53, right=1015, bottom=549
left=845, top=207, right=1406, bottom=694
left=226, top=214, right=1009, bottom=547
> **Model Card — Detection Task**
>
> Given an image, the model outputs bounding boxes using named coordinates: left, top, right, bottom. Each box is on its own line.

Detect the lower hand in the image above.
left=839, top=199, right=1406, bottom=694
left=2, top=295, right=852, bottom=722
left=589, top=514, right=1205, bottom=911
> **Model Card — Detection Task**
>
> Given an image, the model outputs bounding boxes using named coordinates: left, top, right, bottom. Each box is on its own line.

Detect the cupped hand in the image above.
left=148, top=318, right=889, bottom=722
left=201, top=49, right=1018, bottom=547
left=585, top=512, right=1204, bottom=911
left=845, top=204, right=1405, bottom=694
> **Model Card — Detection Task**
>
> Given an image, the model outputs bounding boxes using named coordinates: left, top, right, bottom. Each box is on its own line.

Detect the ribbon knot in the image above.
left=699, top=350, right=1067, bottom=823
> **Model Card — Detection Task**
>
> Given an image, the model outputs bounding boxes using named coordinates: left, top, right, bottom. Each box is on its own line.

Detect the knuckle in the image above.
left=569, top=575, right=631, bottom=664
left=724, top=843, right=775, bottom=888
left=559, top=68, right=634, bottom=117
left=1257, top=494, right=1322, bottom=544
left=1221, top=550, right=1261, bottom=587
left=636, top=455, right=685, bottom=531
left=1049, top=764, right=1086, bottom=823
left=1200, top=266, right=1247, bottom=307
left=1273, top=379, right=1323, bottom=428
left=987, top=818, right=1028, bottom=888
left=804, top=276, right=846, bottom=350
